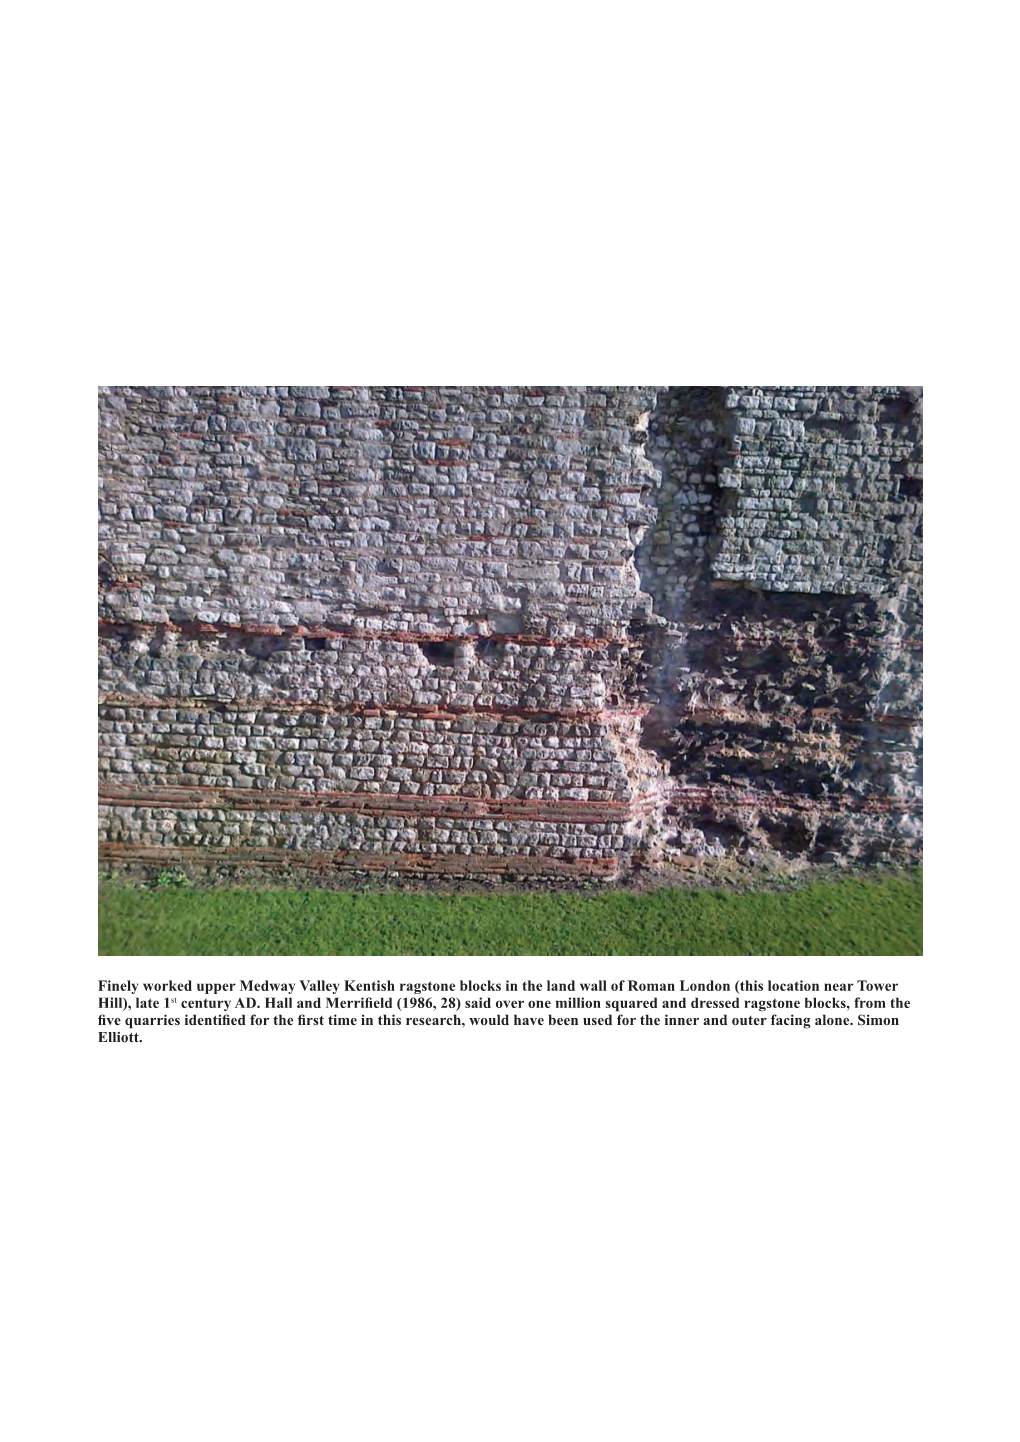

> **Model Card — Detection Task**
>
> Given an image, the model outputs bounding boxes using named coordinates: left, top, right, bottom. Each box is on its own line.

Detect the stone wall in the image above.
left=98, top=385, right=922, bottom=879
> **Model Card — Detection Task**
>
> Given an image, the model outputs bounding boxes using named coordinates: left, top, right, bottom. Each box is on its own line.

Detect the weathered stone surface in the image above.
left=98, top=386, right=922, bottom=877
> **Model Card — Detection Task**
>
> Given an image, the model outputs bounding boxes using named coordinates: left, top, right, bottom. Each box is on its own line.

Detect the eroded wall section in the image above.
left=639, top=387, right=922, bottom=866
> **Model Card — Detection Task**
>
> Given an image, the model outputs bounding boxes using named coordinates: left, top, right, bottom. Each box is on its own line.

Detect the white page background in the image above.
left=8, top=4, right=1014, bottom=1436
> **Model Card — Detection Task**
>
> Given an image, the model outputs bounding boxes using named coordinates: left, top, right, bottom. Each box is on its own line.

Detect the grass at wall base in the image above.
left=99, top=868, right=921, bottom=956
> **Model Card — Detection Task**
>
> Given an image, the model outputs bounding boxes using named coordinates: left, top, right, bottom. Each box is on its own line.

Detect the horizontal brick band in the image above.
left=97, top=694, right=648, bottom=724
left=98, top=842, right=621, bottom=877
left=97, top=778, right=915, bottom=825
left=99, top=617, right=635, bottom=650
left=97, top=694, right=917, bottom=729
left=99, top=782, right=647, bottom=824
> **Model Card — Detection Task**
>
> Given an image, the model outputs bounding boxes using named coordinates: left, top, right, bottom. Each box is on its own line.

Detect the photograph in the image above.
left=98, top=385, right=922, bottom=955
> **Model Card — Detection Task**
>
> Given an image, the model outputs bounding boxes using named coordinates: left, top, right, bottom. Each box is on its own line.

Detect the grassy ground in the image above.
left=99, top=870, right=921, bottom=956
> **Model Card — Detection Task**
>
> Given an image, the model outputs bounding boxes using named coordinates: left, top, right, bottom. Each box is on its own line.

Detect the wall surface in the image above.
left=98, top=386, right=922, bottom=879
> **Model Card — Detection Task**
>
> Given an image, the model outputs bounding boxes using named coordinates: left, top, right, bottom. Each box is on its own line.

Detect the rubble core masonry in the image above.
left=98, top=386, right=922, bottom=879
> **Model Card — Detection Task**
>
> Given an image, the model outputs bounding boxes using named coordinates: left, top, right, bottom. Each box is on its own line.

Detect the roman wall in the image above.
left=98, top=386, right=922, bottom=880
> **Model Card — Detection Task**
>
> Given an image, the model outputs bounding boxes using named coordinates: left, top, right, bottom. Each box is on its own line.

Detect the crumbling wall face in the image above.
left=639, top=387, right=922, bottom=866
left=98, top=385, right=921, bottom=880
left=635, top=386, right=726, bottom=622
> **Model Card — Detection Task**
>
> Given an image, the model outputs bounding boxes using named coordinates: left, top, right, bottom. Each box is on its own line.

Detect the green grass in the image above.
left=99, top=871, right=921, bottom=956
